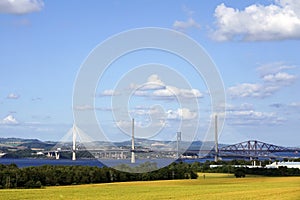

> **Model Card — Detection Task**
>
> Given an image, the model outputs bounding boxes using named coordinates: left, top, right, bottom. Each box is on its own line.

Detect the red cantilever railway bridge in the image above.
left=183, top=140, right=299, bottom=159
left=216, top=140, right=299, bottom=158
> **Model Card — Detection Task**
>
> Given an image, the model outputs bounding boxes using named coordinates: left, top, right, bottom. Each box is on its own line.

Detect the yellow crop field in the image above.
left=0, top=173, right=299, bottom=200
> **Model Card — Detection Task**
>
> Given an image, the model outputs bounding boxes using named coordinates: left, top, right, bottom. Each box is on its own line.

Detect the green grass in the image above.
left=0, top=173, right=299, bottom=200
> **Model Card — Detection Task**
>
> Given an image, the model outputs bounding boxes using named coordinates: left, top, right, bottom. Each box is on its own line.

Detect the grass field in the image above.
left=0, top=173, right=299, bottom=200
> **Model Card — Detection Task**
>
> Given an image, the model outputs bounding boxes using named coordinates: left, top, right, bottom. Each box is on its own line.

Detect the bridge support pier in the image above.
left=55, top=151, right=60, bottom=160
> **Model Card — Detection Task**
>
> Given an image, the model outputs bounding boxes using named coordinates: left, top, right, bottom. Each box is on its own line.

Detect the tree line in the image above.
left=1, top=159, right=299, bottom=189
left=0, top=162, right=197, bottom=189
left=189, top=160, right=300, bottom=177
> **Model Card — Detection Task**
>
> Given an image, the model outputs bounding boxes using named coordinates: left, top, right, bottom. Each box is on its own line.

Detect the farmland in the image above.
left=0, top=173, right=299, bottom=200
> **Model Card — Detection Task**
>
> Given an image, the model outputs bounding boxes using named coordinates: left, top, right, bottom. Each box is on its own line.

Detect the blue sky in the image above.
left=0, top=0, right=300, bottom=146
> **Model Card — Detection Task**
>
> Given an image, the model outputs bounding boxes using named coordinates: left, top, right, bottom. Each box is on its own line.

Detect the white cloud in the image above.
left=0, top=0, right=44, bottom=14
left=1, top=115, right=19, bottom=125
left=133, top=90, right=149, bottom=97
left=262, top=72, right=296, bottom=84
left=130, top=106, right=162, bottom=116
left=228, top=64, right=297, bottom=98
left=173, top=18, right=201, bottom=31
left=129, top=107, right=197, bottom=121
left=289, top=102, right=300, bottom=107
left=226, top=103, right=254, bottom=111
left=279, top=0, right=300, bottom=15
left=132, top=74, right=166, bottom=91
left=153, top=86, right=203, bottom=99
left=99, top=89, right=120, bottom=97
left=257, top=62, right=295, bottom=77
left=228, top=83, right=281, bottom=98
left=133, top=74, right=203, bottom=100
left=167, top=108, right=197, bottom=120
left=127, top=74, right=203, bottom=100
left=226, top=109, right=284, bottom=126
left=7, top=93, right=20, bottom=99
left=173, top=5, right=200, bottom=32
left=116, top=119, right=157, bottom=129
left=212, top=0, right=300, bottom=41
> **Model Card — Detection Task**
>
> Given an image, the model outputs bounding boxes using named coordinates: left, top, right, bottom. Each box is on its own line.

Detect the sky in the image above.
left=0, top=0, right=300, bottom=147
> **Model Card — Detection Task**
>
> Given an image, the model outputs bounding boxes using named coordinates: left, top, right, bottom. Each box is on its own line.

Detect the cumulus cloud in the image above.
left=173, top=18, right=201, bottom=31
left=102, top=74, right=203, bottom=100
left=226, top=110, right=284, bottom=126
left=257, top=62, right=295, bottom=77
left=223, top=103, right=285, bottom=126
left=132, top=74, right=166, bottom=91
left=212, top=0, right=300, bottom=41
left=0, top=0, right=44, bottom=14
left=267, top=102, right=300, bottom=121
left=133, top=74, right=203, bottom=100
left=7, top=93, right=20, bottom=99
left=133, top=90, right=149, bottom=97
left=1, top=115, right=19, bottom=125
left=152, top=86, right=203, bottom=99
left=228, top=63, right=297, bottom=98
left=262, top=72, right=296, bottom=84
left=289, top=102, right=300, bottom=107
left=173, top=5, right=200, bottom=32
left=227, top=83, right=284, bottom=98
left=115, top=119, right=166, bottom=130
left=167, top=108, right=197, bottom=120
left=226, top=103, right=254, bottom=111
left=130, top=106, right=162, bottom=116
left=129, top=107, right=197, bottom=122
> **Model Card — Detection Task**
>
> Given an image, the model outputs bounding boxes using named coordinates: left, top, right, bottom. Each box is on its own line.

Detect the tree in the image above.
left=234, top=168, right=246, bottom=178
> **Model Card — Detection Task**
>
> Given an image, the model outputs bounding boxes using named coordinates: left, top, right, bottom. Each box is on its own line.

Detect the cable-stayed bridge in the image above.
left=45, top=125, right=299, bottom=160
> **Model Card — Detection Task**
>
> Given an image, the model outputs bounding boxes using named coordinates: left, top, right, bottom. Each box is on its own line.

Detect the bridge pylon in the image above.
left=214, top=114, right=219, bottom=162
left=71, top=124, right=82, bottom=161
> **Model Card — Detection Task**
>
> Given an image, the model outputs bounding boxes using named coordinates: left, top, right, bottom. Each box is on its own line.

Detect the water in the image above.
left=0, top=158, right=175, bottom=168
left=0, top=158, right=105, bottom=168
left=0, top=151, right=298, bottom=168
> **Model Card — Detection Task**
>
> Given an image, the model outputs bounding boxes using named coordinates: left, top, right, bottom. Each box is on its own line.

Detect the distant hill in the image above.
left=19, top=141, right=55, bottom=150
left=0, top=137, right=55, bottom=150
left=0, top=137, right=227, bottom=152
left=0, top=137, right=40, bottom=144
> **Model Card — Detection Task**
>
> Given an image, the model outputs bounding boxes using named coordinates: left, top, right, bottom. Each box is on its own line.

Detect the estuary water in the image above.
left=0, top=158, right=105, bottom=168
left=0, top=151, right=298, bottom=168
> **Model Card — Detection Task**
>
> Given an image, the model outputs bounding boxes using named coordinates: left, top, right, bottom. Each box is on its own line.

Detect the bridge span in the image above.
left=45, top=140, right=299, bottom=160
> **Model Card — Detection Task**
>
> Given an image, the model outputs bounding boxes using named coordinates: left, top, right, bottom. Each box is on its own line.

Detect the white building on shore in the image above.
left=265, top=162, right=300, bottom=169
